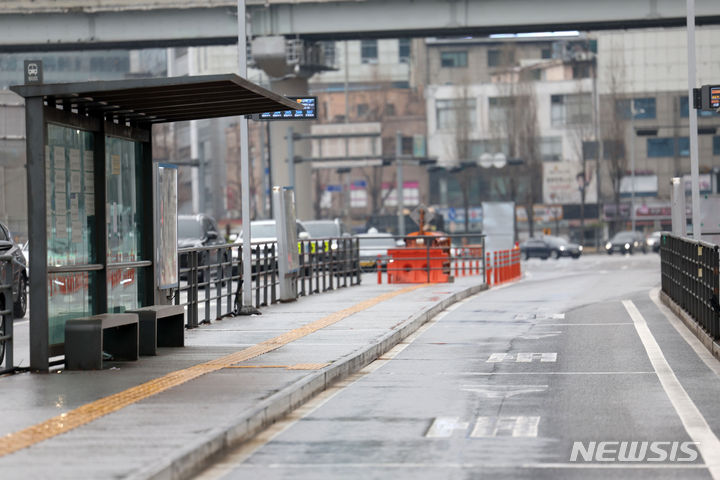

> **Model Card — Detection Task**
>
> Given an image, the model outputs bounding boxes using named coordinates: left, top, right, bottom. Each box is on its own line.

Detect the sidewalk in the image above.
left=0, top=274, right=487, bottom=480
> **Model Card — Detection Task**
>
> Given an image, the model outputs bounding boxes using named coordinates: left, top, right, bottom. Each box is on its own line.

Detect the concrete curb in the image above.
left=659, top=290, right=720, bottom=361
left=132, top=282, right=489, bottom=480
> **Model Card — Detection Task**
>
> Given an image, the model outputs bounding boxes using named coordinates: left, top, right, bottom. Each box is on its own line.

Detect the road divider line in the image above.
left=622, top=299, right=720, bottom=480
left=0, top=284, right=427, bottom=458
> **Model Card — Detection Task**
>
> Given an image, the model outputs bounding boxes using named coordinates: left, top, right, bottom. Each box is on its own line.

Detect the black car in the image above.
left=520, top=236, right=582, bottom=260
left=605, top=230, right=647, bottom=254
left=0, top=222, right=28, bottom=318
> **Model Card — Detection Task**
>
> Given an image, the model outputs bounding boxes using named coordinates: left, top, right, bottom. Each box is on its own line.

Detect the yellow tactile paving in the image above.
left=0, top=284, right=427, bottom=457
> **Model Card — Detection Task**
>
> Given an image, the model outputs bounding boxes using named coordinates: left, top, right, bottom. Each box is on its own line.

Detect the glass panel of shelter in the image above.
left=106, top=136, right=145, bottom=313
left=45, top=124, right=96, bottom=346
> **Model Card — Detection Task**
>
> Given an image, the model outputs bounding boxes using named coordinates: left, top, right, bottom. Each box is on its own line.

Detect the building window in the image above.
left=398, top=38, right=411, bottom=63
left=537, top=137, right=563, bottom=162
left=357, top=103, right=369, bottom=117
left=572, top=63, right=591, bottom=79
left=551, top=94, right=592, bottom=127
left=488, top=96, right=514, bottom=125
left=320, top=41, right=336, bottom=66
left=436, top=98, right=477, bottom=130
left=714, top=136, right=720, bottom=155
left=680, top=96, right=719, bottom=118
left=541, top=48, right=552, bottom=59
left=441, top=51, right=467, bottom=68
left=361, top=39, right=378, bottom=64
left=647, top=137, right=689, bottom=157
left=582, top=140, right=598, bottom=160
left=470, top=139, right=509, bottom=159
left=616, top=97, right=656, bottom=119
left=487, top=48, right=514, bottom=67
left=384, top=103, right=396, bottom=116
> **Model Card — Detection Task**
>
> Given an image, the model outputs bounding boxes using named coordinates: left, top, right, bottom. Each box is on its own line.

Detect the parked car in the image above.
left=520, top=236, right=582, bottom=260
left=645, top=231, right=662, bottom=253
left=177, top=214, right=226, bottom=280
left=356, top=229, right=396, bottom=270
left=605, top=230, right=647, bottom=254
left=302, top=219, right=348, bottom=239
left=0, top=222, right=28, bottom=318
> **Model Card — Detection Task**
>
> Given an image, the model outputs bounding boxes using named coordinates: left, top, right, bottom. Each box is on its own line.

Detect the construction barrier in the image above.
left=486, top=246, right=522, bottom=286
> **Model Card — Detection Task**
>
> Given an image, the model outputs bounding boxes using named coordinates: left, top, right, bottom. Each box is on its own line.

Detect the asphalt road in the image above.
left=197, top=253, right=720, bottom=480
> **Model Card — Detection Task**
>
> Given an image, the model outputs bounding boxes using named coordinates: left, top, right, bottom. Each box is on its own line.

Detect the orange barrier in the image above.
left=487, top=246, right=522, bottom=286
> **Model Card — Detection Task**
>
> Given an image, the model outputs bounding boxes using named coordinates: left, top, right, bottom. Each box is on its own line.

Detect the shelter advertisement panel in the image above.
left=155, top=163, right=178, bottom=289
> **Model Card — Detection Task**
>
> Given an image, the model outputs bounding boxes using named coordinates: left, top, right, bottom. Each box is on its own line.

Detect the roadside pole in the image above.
left=237, top=0, right=257, bottom=313
left=396, top=131, right=405, bottom=236
left=687, top=0, right=701, bottom=240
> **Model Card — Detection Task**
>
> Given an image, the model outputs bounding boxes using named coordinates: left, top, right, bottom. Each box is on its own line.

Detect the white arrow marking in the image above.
left=426, top=417, right=469, bottom=438
left=461, top=384, right=549, bottom=399
left=520, top=331, right=562, bottom=340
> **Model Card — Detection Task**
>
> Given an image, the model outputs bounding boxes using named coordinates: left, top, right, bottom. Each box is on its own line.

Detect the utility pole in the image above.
left=396, top=131, right=405, bottom=236
left=237, top=0, right=258, bottom=314
left=687, top=0, right=701, bottom=239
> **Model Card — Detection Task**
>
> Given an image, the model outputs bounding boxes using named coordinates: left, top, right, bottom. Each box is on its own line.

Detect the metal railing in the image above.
left=660, top=233, right=720, bottom=340
left=297, top=237, right=361, bottom=296
left=0, top=254, right=15, bottom=374
left=174, top=237, right=360, bottom=327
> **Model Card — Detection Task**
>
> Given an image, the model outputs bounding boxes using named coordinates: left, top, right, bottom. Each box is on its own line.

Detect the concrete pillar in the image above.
left=268, top=76, right=313, bottom=220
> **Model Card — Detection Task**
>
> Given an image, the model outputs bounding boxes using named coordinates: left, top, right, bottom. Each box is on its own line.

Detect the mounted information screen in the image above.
left=259, top=97, right=317, bottom=120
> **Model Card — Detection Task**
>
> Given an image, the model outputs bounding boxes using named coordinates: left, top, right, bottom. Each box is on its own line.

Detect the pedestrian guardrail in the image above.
left=0, top=254, right=16, bottom=374
left=660, top=233, right=720, bottom=340
left=371, top=234, right=486, bottom=284
left=297, top=237, right=361, bottom=296
left=175, top=237, right=360, bottom=326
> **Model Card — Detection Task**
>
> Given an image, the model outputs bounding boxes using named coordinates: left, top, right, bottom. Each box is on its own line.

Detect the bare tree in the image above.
left=601, top=66, right=628, bottom=235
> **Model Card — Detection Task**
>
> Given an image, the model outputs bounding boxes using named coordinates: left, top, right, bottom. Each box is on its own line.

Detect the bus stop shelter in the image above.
left=10, top=74, right=299, bottom=372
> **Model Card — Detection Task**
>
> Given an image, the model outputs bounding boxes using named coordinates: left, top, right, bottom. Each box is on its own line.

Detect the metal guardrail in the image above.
left=297, top=237, right=361, bottom=295
left=660, top=233, right=720, bottom=340
left=0, top=254, right=15, bottom=374
left=175, top=237, right=360, bottom=327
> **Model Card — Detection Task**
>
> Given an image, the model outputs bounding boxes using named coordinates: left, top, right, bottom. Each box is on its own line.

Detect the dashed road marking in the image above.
left=470, top=416, right=540, bottom=438
left=487, top=353, right=557, bottom=363
left=425, top=417, right=469, bottom=438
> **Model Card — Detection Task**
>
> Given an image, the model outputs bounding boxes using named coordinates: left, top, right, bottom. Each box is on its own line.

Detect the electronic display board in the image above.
left=258, top=97, right=317, bottom=120
left=699, top=85, right=720, bottom=111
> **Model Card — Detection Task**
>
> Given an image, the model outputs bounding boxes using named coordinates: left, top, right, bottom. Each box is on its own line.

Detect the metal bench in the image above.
left=127, top=305, right=185, bottom=356
left=64, top=313, right=139, bottom=370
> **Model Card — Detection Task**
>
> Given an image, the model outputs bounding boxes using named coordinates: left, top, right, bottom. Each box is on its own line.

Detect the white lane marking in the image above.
left=487, top=353, right=557, bottom=363
left=513, top=313, right=565, bottom=321
left=460, top=384, right=549, bottom=399
left=649, top=287, right=720, bottom=379
left=541, top=323, right=632, bottom=326
left=622, top=299, right=720, bottom=480
left=195, top=291, right=482, bottom=480
left=425, top=417, right=469, bottom=438
left=470, top=416, right=540, bottom=438
left=516, top=352, right=557, bottom=363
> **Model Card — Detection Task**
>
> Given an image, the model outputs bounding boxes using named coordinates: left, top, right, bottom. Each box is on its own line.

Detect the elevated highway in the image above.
left=1, top=0, right=720, bottom=52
